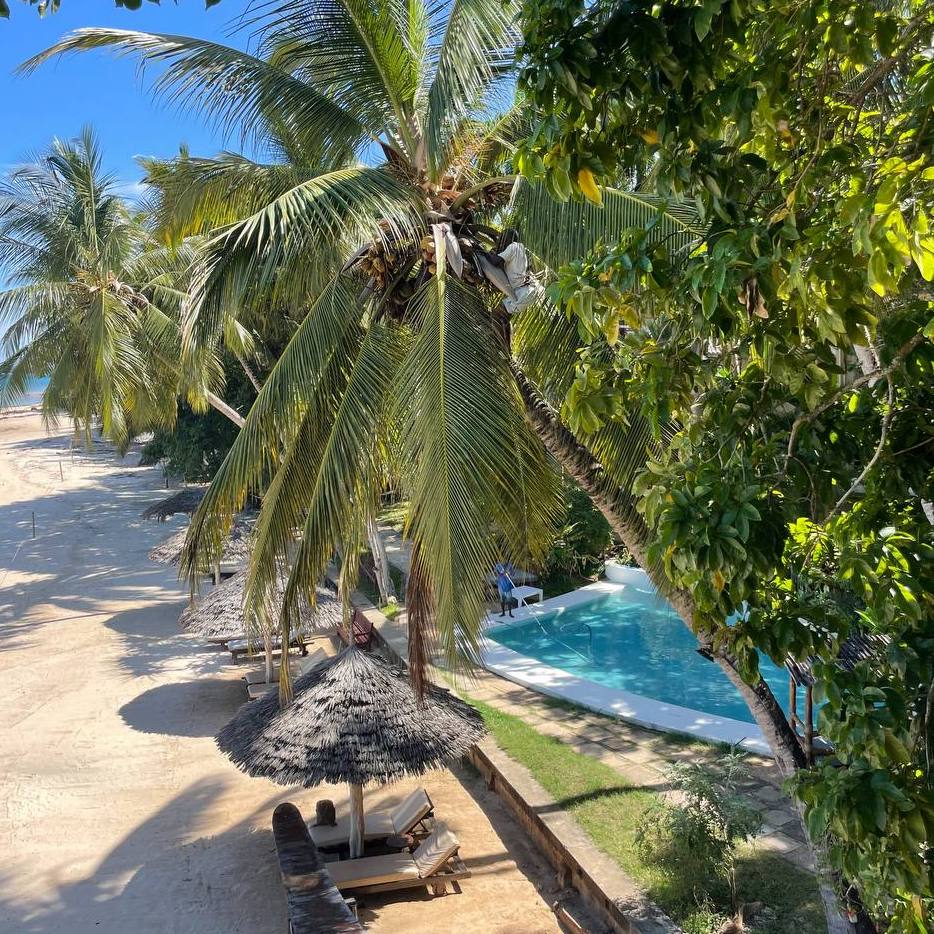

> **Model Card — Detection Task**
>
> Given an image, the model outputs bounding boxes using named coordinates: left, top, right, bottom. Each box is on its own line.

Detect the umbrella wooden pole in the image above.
left=264, top=631, right=273, bottom=685
left=348, top=782, right=365, bottom=859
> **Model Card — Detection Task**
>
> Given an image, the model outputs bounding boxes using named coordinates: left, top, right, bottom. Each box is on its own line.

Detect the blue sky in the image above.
left=1, top=1, right=255, bottom=194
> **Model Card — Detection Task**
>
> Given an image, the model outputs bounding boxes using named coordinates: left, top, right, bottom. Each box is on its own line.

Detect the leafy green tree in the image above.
left=518, top=0, right=934, bottom=928
left=141, top=350, right=256, bottom=480
left=544, top=477, right=613, bottom=579
left=0, top=129, right=247, bottom=446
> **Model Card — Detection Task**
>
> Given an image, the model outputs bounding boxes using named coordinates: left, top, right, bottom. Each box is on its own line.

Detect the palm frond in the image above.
left=20, top=29, right=367, bottom=164
left=397, top=266, right=561, bottom=668
left=180, top=278, right=365, bottom=587
left=514, top=177, right=703, bottom=271
left=139, top=155, right=321, bottom=243
left=183, top=166, right=424, bottom=359
left=257, top=0, right=424, bottom=158
left=275, top=322, right=407, bottom=635
left=423, top=0, right=520, bottom=177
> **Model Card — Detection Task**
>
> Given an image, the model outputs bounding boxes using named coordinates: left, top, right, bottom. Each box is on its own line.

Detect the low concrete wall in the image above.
left=469, top=740, right=681, bottom=934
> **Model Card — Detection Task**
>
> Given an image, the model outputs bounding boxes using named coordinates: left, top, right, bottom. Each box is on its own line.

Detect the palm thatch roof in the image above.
left=148, top=513, right=256, bottom=566
left=179, top=570, right=340, bottom=640
left=140, top=486, right=207, bottom=522
left=216, top=647, right=485, bottom=787
left=785, top=630, right=890, bottom=687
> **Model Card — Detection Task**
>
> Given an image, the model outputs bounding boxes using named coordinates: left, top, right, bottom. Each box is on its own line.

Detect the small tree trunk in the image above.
left=348, top=783, right=365, bottom=859
left=205, top=391, right=245, bottom=428
left=232, top=349, right=263, bottom=393
left=367, top=518, right=394, bottom=605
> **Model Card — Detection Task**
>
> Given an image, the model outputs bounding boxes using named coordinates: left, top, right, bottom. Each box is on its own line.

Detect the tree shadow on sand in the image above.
left=118, top=678, right=251, bottom=738
left=0, top=778, right=293, bottom=934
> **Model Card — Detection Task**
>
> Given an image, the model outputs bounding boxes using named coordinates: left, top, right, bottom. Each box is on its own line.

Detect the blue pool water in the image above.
left=488, top=587, right=795, bottom=726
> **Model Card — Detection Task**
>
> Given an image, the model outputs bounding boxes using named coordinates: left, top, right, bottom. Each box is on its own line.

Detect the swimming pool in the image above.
left=484, top=576, right=797, bottom=749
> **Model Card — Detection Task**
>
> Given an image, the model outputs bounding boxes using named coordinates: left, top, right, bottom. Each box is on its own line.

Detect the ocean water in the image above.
left=488, top=589, right=799, bottom=726
left=0, top=375, right=48, bottom=410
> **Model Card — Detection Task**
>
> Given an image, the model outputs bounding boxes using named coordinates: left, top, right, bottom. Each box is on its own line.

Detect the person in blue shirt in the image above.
left=495, top=561, right=515, bottom=618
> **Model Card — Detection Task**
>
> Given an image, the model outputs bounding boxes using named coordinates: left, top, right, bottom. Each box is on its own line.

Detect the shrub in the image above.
left=636, top=751, right=762, bottom=913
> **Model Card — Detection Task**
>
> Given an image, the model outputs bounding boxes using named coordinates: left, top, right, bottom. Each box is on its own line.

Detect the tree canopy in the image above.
left=519, top=0, right=934, bottom=927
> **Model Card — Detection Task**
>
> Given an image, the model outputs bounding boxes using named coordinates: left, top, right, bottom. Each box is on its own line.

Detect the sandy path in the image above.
left=0, top=413, right=563, bottom=934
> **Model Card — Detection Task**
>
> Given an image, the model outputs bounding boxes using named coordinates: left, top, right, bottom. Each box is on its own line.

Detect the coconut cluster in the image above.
left=344, top=175, right=515, bottom=319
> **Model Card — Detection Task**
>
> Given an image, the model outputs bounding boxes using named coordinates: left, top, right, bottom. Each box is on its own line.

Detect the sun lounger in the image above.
left=204, top=634, right=245, bottom=645
left=243, top=648, right=328, bottom=685
left=336, top=609, right=372, bottom=649
left=326, top=824, right=468, bottom=896
left=309, top=788, right=434, bottom=849
left=245, top=649, right=329, bottom=699
left=228, top=630, right=303, bottom=662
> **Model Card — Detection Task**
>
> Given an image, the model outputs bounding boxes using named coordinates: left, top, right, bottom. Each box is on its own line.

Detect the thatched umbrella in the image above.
left=181, top=572, right=341, bottom=684
left=148, top=513, right=255, bottom=567
left=179, top=570, right=341, bottom=641
left=140, top=486, right=206, bottom=522
left=216, top=647, right=485, bottom=857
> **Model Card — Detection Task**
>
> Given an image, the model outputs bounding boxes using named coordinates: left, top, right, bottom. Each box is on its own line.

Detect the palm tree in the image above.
left=0, top=128, right=246, bottom=446
left=23, top=3, right=805, bottom=771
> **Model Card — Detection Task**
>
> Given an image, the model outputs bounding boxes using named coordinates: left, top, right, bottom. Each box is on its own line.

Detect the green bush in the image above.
left=544, top=479, right=613, bottom=578
left=636, top=751, right=762, bottom=914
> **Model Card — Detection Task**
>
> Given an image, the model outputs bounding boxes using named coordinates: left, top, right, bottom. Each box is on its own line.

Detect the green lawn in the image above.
left=469, top=699, right=826, bottom=934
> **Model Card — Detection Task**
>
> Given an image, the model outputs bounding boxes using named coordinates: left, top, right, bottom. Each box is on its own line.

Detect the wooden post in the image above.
left=213, top=560, right=221, bottom=585
left=804, top=686, right=814, bottom=766
left=31, top=511, right=35, bottom=538
left=789, top=678, right=798, bottom=733
left=59, top=460, right=64, bottom=481
left=348, top=783, right=365, bottom=859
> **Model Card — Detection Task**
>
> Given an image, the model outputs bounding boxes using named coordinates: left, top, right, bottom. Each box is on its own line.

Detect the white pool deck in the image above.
left=481, top=572, right=772, bottom=755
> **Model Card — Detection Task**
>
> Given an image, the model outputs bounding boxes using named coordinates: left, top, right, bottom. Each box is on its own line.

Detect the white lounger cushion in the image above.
left=228, top=628, right=302, bottom=653
left=311, top=811, right=395, bottom=848
left=326, top=824, right=460, bottom=890
left=412, top=824, right=460, bottom=877
left=326, top=853, right=419, bottom=889
left=308, top=788, right=431, bottom=848
left=247, top=682, right=275, bottom=700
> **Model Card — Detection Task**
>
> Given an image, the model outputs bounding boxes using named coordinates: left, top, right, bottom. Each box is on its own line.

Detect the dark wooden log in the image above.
left=272, top=802, right=363, bottom=934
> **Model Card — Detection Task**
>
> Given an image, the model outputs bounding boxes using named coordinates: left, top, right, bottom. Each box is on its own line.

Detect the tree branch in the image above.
left=821, top=376, right=896, bottom=525
left=784, top=333, right=923, bottom=469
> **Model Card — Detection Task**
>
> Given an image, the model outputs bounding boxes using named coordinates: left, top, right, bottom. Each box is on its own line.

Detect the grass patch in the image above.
left=355, top=563, right=406, bottom=611
left=469, top=698, right=826, bottom=934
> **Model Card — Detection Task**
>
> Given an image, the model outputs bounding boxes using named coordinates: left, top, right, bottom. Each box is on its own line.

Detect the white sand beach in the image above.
left=0, top=412, right=562, bottom=934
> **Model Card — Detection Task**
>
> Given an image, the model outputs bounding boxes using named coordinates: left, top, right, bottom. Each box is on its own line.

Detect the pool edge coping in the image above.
left=481, top=578, right=773, bottom=757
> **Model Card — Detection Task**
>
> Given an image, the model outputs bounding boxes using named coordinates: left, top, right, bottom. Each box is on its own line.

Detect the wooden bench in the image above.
left=336, top=609, right=373, bottom=649
left=272, top=802, right=364, bottom=934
